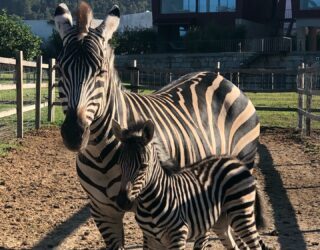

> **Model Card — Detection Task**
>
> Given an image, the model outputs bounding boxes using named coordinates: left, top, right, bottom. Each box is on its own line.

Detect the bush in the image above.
left=112, top=28, right=157, bottom=55
left=184, top=23, right=246, bottom=53
left=42, top=29, right=62, bottom=61
left=0, top=10, right=41, bottom=60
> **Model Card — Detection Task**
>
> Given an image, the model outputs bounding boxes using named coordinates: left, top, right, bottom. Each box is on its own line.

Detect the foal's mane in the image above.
left=122, top=121, right=180, bottom=175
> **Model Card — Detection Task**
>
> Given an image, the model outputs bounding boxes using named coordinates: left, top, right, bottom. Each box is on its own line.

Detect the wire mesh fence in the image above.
left=0, top=54, right=52, bottom=143
left=118, top=65, right=320, bottom=131
left=0, top=62, right=17, bottom=140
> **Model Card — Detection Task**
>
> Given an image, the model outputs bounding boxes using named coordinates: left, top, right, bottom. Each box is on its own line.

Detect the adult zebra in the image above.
left=54, top=2, right=260, bottom=249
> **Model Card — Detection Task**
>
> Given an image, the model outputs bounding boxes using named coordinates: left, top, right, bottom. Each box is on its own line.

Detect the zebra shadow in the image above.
left=257, top=142, right=307, bottom=250
left=32, top=204, right=91, bottom=250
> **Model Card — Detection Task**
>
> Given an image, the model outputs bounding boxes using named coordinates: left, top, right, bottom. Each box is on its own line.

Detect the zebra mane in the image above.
left=150, top=135, right=180, bottom=175
left=104, top=45, right=124, bottom=91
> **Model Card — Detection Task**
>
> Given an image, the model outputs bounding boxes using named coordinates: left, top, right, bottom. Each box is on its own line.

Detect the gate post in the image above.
left=129, top=60, right=139, bottom=93
left=298, top=63, right=304, bottom=130
left=35, top=55, right=42, bottom=129
left=16, top=51, right=23, bottom=138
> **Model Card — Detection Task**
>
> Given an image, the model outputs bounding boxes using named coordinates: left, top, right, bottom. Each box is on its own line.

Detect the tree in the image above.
left=42, top=29, right=62, bottom=61
left=0, top=10, right=41, bottom=60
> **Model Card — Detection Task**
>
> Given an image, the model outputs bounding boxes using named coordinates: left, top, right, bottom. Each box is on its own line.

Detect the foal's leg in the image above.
left=163, top=224, right=189, bottom=250
left=229, top=205, right=263, bottom=249
left=194, top=231, right=212, bottom=250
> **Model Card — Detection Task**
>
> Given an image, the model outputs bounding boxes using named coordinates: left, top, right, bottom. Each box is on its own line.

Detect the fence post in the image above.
left=298, top=63, right=305, bottom=130
left=169, top=72, right=173, bottom=82
left=130, top=60, right=139, bottom=93
left=16, top=51, right=23, bottom=138
left=237, top=72, right=240, bottom=87
left=35, top=55, right=42, bottom=129
left=48, top=58, right=56, bottom=122
left=305, top=73, right=312, bottom=136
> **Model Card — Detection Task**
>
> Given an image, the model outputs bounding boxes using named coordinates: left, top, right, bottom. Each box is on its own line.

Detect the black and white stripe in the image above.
left=54, top=3, right=260, bottom=249
left=113, top=120, right=269, bottom=250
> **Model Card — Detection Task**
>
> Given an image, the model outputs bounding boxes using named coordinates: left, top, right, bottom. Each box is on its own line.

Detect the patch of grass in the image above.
left=0, top=142, right=18, bottom=157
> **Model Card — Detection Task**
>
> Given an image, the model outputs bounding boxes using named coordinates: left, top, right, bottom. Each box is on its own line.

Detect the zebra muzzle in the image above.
left=116, top=190, right=133, bottom=211
left=60, top=110, right=90, bottom=151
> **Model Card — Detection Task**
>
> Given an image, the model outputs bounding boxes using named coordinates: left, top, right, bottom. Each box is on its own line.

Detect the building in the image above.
left=291, top=0, right=320, bottom=51
left=152, top=0, right=285, bottom=47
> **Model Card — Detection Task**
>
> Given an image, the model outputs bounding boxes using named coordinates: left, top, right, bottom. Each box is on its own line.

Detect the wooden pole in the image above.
left=130, top=60, right=139, bottom=93
left=48, top=58, right=56, bottom=122
left=16, top=51, right=23, bottom=138
left=306, top=74, right=312, bottom=136
left=298, top=63, right=304, bottom=130
left=35, top=55, right=42, bottom=129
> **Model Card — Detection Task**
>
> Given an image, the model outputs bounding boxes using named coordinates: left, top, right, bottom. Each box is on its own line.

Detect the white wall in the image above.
left=24, top=12, right=153, bottom=41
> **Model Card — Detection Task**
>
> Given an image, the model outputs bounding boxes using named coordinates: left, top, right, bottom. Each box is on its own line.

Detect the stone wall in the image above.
left=115, top=52, right=256, bottom=72
left=115, top=51, right=320, bottom=72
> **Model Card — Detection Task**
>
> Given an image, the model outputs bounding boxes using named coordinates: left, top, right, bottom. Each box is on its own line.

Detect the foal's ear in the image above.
left=142, top=120, right=154, bottom=145
left=112, top=119, right=123, bottom=142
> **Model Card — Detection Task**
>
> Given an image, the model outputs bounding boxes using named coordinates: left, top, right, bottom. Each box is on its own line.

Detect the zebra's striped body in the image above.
left=54, top=2, right=260, bottom=249
left=113, top=120, right=268, bottom=250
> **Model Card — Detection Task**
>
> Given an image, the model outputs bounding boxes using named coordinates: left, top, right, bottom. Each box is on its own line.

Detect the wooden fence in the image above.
left=297, top=63, right=320, bottom=136
left=2, top=55, right=319, bottom=138
left=116, top=60, right=320, bottom=135
left=0, top=51, right=55, bottom=138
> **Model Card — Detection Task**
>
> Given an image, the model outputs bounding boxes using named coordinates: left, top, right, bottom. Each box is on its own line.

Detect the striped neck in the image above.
left=138, top=159, right=174, bottom=207
left=88, top=68, right=125, bottom=144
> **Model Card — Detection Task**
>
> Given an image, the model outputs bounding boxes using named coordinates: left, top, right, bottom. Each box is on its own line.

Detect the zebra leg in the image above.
left=212, top=213, right=240, bottom=250
left=229, top=209, right=263, bottom=249
left=193, top=231, right=212, bottom=250
left=90, top=202, right=125, bottom=250
left=162, top=224, right=189, bottom=250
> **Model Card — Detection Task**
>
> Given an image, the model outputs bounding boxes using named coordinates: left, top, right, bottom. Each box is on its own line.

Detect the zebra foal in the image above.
left=113, top=120, right=270, bottom=250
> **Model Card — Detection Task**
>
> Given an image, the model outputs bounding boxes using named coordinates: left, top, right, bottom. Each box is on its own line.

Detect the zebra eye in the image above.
left=98, top=69, right=108, bottom=77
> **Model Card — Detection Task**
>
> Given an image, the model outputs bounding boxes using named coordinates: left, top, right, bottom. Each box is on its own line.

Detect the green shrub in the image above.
left=0, top=10, right=41, bottom=60
left=113, top=28, right=157, bottom=54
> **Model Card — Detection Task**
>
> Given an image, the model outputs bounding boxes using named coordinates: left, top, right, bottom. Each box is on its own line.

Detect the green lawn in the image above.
left=0, top=87, right=49, bottom=112
left=246, top=92, right=320, bottom=128
left=1, top=89, right=319, bottom=156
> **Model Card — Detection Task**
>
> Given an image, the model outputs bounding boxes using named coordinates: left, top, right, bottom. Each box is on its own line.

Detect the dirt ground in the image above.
left=0, top=127, right=319, bottom=250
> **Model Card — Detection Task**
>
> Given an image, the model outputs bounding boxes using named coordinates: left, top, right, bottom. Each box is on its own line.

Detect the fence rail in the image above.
left=0, top=52, right=54, bottom=139
left=297, top=63, right=320, bottom=135
left=117, top=60, right=320, bottom=135
left=2, top=53, right=319, bottom=140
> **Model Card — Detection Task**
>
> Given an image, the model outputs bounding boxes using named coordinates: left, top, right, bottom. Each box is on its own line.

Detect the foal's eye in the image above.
left=141, top=163, right=148, bottom=170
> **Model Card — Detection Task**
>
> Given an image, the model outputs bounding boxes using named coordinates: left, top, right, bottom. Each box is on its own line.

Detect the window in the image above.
left=199, top=0, right=236, bottom=12
left=161, top=0, right=196, bottom=13
left=179, top=26, right=187, bottom=37
left=300, top=0, right=320, bottom=10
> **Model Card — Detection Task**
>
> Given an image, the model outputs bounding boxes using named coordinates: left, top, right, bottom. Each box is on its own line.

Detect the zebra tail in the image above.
left=255, top=185, right=268, bottom=230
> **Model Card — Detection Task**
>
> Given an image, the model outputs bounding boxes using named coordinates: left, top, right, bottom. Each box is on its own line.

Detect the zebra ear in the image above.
left=54, top=3, right=73, bottom=39
left=96, top=5, right=120, bottom=41
left=112, top=119, right=123, bottom=142
left=142, top=120, right=154, bottom=145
